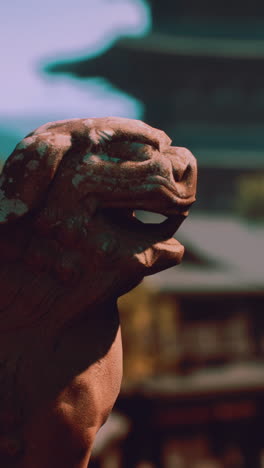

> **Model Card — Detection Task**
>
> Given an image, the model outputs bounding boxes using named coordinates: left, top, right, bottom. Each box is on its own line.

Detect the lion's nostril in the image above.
left=171, top=161, right=194, bottom=185
left=167, top=146, right=196, bottom=184
left=181, top=163, right=192, bottom=182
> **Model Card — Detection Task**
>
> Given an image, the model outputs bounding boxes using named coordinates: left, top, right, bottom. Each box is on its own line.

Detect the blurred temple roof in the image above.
left=145, top=215, right=264, bottom=294
left=45, top=19, right=264, bottom=170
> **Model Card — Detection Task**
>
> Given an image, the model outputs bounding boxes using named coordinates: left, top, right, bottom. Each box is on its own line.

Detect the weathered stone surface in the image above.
left=0, top=117, right=197, bottom=467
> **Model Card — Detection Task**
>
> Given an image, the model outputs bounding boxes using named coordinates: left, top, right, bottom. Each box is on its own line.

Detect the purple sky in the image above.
left=0, top=0, right=150, bottom=155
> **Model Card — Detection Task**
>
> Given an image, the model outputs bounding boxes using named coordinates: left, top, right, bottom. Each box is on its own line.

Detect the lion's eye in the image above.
left=106, top=141, right=153, bottom=162
left=96, top=153, right=123, bottom=163
left=83, top=142, right=154, bottom=164
left=83, top=153, right=123, bottom=164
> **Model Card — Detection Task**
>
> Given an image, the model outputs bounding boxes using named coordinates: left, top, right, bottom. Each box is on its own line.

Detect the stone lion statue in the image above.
left=0, top=117, right=197, bottom=467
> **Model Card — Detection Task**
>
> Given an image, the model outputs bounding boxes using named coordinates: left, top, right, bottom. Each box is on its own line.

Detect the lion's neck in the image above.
left=55, top=298, right=121, bottom=355
left=0, top=298, right=123, bottom=449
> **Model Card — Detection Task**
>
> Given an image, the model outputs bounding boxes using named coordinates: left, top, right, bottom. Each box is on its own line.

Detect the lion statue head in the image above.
left=0, top=117, right=196, bottom=332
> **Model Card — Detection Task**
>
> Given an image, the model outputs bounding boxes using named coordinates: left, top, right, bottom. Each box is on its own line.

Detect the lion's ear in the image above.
left=0, top=131, right=72, bottom=224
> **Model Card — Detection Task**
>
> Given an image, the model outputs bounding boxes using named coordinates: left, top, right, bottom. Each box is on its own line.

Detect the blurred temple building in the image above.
left=26, top=1, right=264, bottom=467
left=45, top=0, right=264, bottom=216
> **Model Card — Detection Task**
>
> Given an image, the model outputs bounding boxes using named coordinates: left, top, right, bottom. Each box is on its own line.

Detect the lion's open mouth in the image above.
left=103, top=207, right=184, bottom=250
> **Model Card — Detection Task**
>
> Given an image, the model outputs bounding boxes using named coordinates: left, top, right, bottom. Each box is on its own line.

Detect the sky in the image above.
left=0, top=0, right=150, bottom=157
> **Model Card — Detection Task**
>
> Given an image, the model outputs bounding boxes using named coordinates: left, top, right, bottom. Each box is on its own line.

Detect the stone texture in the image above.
left=0, top=117, right=197, bottom=467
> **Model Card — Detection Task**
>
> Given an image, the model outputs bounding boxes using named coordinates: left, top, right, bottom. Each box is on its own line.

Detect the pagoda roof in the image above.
left=145, top=214, right=264, bottom=295
left=115, top=33, right=264, bottom=60
left=45, top=31, right=264, bottom=170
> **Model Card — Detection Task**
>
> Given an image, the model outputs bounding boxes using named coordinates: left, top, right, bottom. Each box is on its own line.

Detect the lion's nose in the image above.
left=174, top=161, right=192, bottom=184
left=169, top=146, right=197, bottom=202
